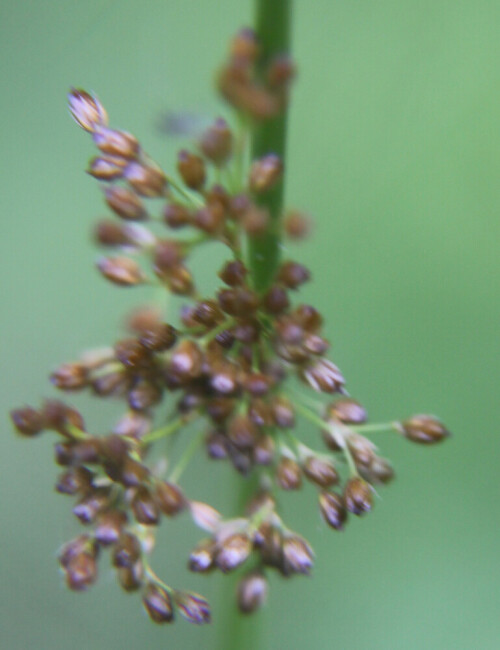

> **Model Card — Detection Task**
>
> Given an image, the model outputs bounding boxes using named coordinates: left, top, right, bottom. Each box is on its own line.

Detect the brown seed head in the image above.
left=284, top=210, right=312, bottom=240
left=105, top=186, right=146, bottom=221
left=318, top=491, right=347, bottom=530
left=277, top=261, right=311, bottom=289
left=11, top=406, right=45, bottom=437
left=97, top=256, right=145, bottom=286
left=143, top=583, right=174, bottom=624
left=163, top=203, right=191, bottom=229
left=276, top=456, right=302, bottom=490
left=175, top=591, right=211, bottom=625
left=216, top=532, right=252, bottom=573
left=282, top=534, right=314, bottom=575
left=95, top=510, right=127, bottom=546
left=112, top=532, right=141, bottom=568
left=249, top=154, right=283, bottom=193
left=87, top=155, right=125, bottom=181
left=400, top=415, right=450, bottom=444
left=68, top=88, right=108, bottom=132
left=93, top=126, right=139, bottom=159
left=177, top=150, right=206, bottom=190
left=189, top=539, right=216, bottom=573
left=199, top=117, right=233, bottom=165
left=155, top=481, right=186, bottom=516
left=131, top=486, right=160, bottom=525
left=326, top=398, right=367, bottom=424
left=237, top=571, right=267, bottom=614
left=344, top=477, right=373, bottom=516
left=117, top=561, right=144, bottom=592
left=124, top=160, right=167, bottom=197
left=303, top=455, right=339, bottom=488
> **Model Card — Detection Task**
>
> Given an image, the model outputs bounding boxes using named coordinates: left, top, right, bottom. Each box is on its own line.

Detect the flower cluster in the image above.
left=11, top=29, right=449, bottom=625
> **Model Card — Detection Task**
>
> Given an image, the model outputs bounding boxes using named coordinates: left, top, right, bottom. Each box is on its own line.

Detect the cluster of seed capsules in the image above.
left=11, top=30, right=449, bottom=625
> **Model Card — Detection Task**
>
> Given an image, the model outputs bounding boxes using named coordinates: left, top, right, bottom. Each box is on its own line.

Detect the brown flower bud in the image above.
left=54, top=441, right=74, bottom=465
left=276, top=456, right=302, bottom=490
left=177, top=150, right=206, bottom=190
left=294, top=304, right=323, bottom=331
left=87, top=154, right=126, bottom=181
left=143, top=583, right=174, bottom=624
left=93, top=126, right=139, bottom=159
left=319, top=491, right=347, bottom=530
left=65, top=551, right=98, bottom=591
left=326, top=398, right=367, bottom=424
left=278, top=261, right=310, bottom=289
left=303, top=455, right=339, bottom=488
left=344, top=477, right=373, bottom=516
left=249, top=154, right=283, bottom=193
left=360, top=456, right=395, bottom=485
left=163, top=203, right=191, bottom=228
left=267, top=54, right=296, bottom=88
left=400, top=415, right=450, bottom=444
left=188, top=539, right=216, bottom=573
left=139, top=323, right=177, bottom=352
left=193, top=203, right=225, bottom=234
left=117, top=561, right=143, bottom=592
left=56, top=466, right=94, bottom=495
left=270, top=396, right=295, bottom=428
left=284, top=210, right=312, bottom=240
left=51, top=362, right=88, bottom=390
left=241, top=205, right=269, bottom=236
left=219, top=259, right=248, bottom=286
left=112, top=532, right=141, bottom=568
left=237, top=571, right=267, bottom=614
left=347, top=434, right=376, bottom=469
left=128, top=378, right=162, bottom=411
left=131, top=486, right=159, bottom=525
left=124, top=160, right=167, bottom=197
left=59, top=534, right=98, bottom=569
left=97, top=256, right=145, bottom=286
left=94, top=219, right=128, bottom=247
left=218, top=287, right=259, bottom=317
left=155, top=481, right=186, bottom=516
left=104, top=186, right=146, bottom=220
left=10, top=406, right=44, bottom=436
left=42, top=399, right=85, bottom=436
left=216, top=532, right=252, bottom=573
left=189, top=501, right=221, bottom=532
left=73, top=487, right=110, bottom=524
left=175, top=591, right=211, bottom=625
left=199, top=117, right=233, bottom=165
left=68, top=88, right=108, bottom=132
left=95, top=510, right=127, bottom=546
left=228, top=414, right=258, bottom=449
left=243, top=372, right=271, bottom=397
left=301, top=359, right=345, bottom=394
left=166, top=264, right=194, bottom=295
left=206, top=397, right=235, bottom=423
left=114, top=338, right=146, bottom=369
left=169, top=340, right=203, bottom=380
left=121, top=456, right=149, bottom=487
left=210, top=362, right=239, bottom=395
left=262, top=285, right=290, bottom=314
left=230, top=28, right=258, bottom=60
left=282, top=534, right=314, bottom=575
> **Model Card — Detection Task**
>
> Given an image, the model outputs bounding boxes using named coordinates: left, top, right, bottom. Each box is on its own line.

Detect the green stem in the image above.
left=247, top=0, right=292, bottom=293
left=219, top=4, right=292, bottom=650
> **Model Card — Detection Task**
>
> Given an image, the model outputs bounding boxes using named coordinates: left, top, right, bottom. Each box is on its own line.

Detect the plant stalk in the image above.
left=219, top=2, right=292, bottom=649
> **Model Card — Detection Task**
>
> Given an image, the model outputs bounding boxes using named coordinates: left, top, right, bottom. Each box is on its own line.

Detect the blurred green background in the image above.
left=2, top=1, right=499, bottom=648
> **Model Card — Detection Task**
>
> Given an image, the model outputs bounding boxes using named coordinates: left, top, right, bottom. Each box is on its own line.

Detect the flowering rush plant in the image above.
left=11, top=17, right=449, bottom=629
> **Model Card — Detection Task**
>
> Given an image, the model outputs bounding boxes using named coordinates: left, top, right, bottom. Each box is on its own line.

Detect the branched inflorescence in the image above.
left=11, top=30, right=449, bottom=625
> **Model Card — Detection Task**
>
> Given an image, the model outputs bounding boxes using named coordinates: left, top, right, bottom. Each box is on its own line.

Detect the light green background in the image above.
left=2, top=1, right=499, bottom=648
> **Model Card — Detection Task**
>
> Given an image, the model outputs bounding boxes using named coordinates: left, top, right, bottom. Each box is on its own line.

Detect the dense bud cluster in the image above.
left=11, top=28, right=449, bottom=627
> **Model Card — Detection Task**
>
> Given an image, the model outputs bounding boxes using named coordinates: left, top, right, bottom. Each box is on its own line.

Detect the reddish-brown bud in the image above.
left=262, top=286, right=290, bottom=314
left=177, top=150, right=206, bottom=190
left=344, top=477, right=373, bottom=516
left=230, top=28, right=259, bottom=61
left=199, top=117, right=233, bottom=165
left=284, top=210, right=312, bottom=240
left=249, top=154, right=283, bottom=193
left=237, top=571, right=267, bottom=614
left=10, top=406, right=44, bottom=436
left=188, top=539, right=216, bottom=573
left=169, top=340, right=203, bottom=381
left=105, top=186, right=146, bottom=220
left=219, top=259, right=248, bottom=286
left=193, top=203, right=225, bottom=234
left=400, top=415, right=450, bottom=444
left=175, top=591, right=211, bottom=625
left=319, top=491, right=347, bottom=530
left=73, top=488, right=110, bottom=524
left=51, top=362, right=88, bottom=390
left=68, top=88, right=108, bottom=132
left=56, top=466, right=94, bottom=495
left=65, top=551, right=98, bottom=591
left=228, top=414, right=258, bottom=449
left=326, top=398, right=367, bottom=424
left=276, top=456, right=302, bottom=490
left=112, top=532, right=141, bottom=568
left=241, top=205, right=269, bottom=236
left=95, top=510, right=127, bottom=546
left=143, top=583, right=174, bottom=624
left=124, top=160, right=167, bottom=197
left=97, top=256, right=145, bottom=286
left=155, top=481, right=186, bottom=516
left=117, top=561, right=143, bottom=592
left=216, top=533, right=252, bottom=573
left=270, top=396, right=295, bottom=428
left=277, top=261, right=310, bottom=289
left=139, top=323, right=177, bottom=352
left=282, top=534, right=314, bottom=575
left=163, top=203, right=191, bottom=229
left=301, top=359, right=345, bottom=394
left=94, top=219, right=128, bottom=247
left=303, top=456, right=339, bottom=488
left=131, top=486, right=159, bottom=525
left=87, top=155, right=125, bottom=180
left=93, top=126, right=139, bottom=159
